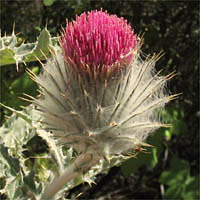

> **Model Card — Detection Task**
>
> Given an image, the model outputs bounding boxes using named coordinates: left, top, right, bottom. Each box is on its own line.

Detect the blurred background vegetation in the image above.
left=0, top=0, right=199, bottom=199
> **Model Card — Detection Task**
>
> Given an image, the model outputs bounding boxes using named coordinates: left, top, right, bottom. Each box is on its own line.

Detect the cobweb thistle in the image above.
left=26, top=9, right=177, bottom=199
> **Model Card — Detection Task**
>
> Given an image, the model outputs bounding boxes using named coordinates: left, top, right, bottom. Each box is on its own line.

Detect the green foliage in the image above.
left=0, top=28, right=58, bottom=69
left=120, top=106, right=199, bottom=199
left=10, top=67, right=39, bottom=96
left=162, top=107, right=187, bottom=138
left=0, top=106, right=41, bottom=199
left=43, top=0, right=57, bottom=6
left=159, top=156, right=200, bottom=199
left=120, top=107, right=186, bottom=176
left=0, top=66, right=39, bottom=118
left=0, top=105, right=70, bottom=199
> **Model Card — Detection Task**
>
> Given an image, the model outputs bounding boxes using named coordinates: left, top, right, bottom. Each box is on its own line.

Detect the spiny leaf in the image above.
left=0, top=143, right=20, bottom=177
left=0, top=28, right=59, bottom=69
left=0, top=103, right=32, bottom=124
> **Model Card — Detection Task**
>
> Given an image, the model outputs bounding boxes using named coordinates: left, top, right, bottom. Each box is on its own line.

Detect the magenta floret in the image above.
left=61, top=9, right=138, bottom=71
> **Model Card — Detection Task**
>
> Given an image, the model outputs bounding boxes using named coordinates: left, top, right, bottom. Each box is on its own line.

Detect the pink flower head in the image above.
left=61, top=9, right=138, bottom=76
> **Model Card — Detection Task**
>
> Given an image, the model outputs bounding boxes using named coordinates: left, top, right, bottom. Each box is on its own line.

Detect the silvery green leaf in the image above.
left=0, top=28, right=59, bottom=69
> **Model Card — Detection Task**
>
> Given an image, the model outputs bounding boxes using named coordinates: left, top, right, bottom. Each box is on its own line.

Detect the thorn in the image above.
left=16, top=32, right=22, bottom=37
left=72, top=192, right=83, bottom=200
left=84, top=89, right=88, bottom=96
left=135, top=147, right=146, bottom=152
left=34, top=55, right=45, bottom=67
left=12, top=22, right=15, bottom=35
left=26, top=68, right=37, bottom=77
left=169, top=93, right=182, bottom=101
left=103, top=155, right=111, bottom=163
left=26, top=69, right=36, bottom=81
left=87, top=180, right=95, bottom=188
left=130, top=153, right=138, bottom=158
left=40, top=49, right=48, bottom=60
left=153, top=51, right=165, bottom=62
left=165, top=71, right=177, bottom=80
left=45, top=19, right=48, bottom=29
left=16, top=60, right=19, bottom=72
left=23, top=61, right=27, bottom=66
left=156, top=69, right=164, bottom=76
left=140, top=142, right=154, bottom=148
left=18, top=96, right=33, bottom=103
left=22, top=93, right=36, bottom=100
left=0, top=103, right=19, bottom=114
left=161, top=123, right=172, bottom=128
left=96, top=104, right=102, bottom=112
left=48, top=46, right=55, bottom=55
left=60, top=92, right=65, bottom=97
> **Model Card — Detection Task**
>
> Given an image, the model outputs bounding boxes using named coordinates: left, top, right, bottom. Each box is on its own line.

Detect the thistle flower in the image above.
left=26, top=10, right=177, bottom=199
left=61, top=9, right=138, bottom=75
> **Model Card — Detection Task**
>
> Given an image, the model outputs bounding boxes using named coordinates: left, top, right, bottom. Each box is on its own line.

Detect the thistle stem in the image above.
left=42, top=152, right=99, bottom=199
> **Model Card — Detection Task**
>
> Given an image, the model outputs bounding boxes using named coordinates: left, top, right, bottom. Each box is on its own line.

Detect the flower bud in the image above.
left=61, top=9, right=138, bottom=78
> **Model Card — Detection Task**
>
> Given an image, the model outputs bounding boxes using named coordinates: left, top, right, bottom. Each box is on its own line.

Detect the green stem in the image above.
left=42, top=152, right=100, bottom=199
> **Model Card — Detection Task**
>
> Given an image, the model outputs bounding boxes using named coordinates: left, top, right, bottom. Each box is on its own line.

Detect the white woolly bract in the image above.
left=28, top=49, right=174, bottom=157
